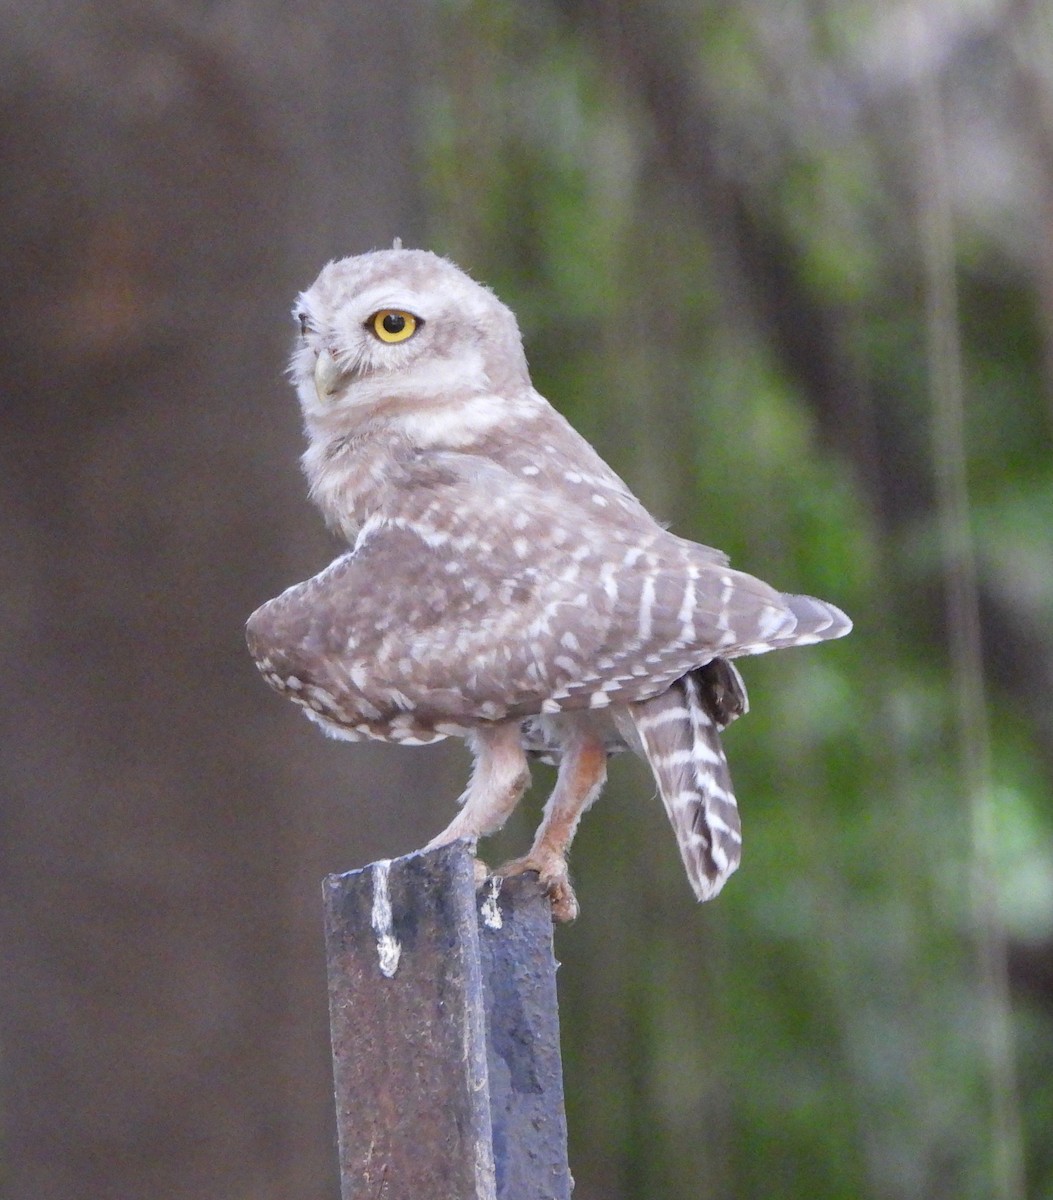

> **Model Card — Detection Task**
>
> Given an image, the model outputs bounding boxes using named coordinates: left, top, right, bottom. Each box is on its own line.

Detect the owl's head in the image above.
left=290, top=248, right=531, bottom=432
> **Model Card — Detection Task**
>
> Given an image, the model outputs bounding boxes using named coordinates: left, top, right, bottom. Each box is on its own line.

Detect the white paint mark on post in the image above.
left=371, top=859, right=402, bottom=977
left=480, top=876, right=503, bottom=930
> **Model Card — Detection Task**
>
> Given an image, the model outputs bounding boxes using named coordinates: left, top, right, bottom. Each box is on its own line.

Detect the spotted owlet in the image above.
left=246, top=248, right=851, bottom=920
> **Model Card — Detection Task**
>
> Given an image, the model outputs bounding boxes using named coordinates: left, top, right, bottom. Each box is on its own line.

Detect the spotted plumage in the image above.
left=246, top=247, right=852, bottom=919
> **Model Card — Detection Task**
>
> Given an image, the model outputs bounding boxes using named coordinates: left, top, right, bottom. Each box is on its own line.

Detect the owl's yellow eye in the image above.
left=370, top=310, right=419, bottom=344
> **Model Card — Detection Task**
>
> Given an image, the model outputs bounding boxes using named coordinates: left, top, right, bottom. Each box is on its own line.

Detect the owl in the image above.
left=246, top=247, right=851, bottom=920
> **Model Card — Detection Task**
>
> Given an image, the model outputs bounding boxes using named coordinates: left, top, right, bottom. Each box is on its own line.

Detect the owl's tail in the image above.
left=627, top=660, right=748, bottom=902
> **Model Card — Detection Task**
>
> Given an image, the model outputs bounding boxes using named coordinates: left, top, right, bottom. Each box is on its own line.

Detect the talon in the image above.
left=547, top=879, right=579, bottom=923
left=471, top=857, right=490, bottom=889
left=498, top=853, right=580, bottom=923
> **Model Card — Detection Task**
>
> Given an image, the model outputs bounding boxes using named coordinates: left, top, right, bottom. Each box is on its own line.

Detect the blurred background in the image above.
left=2, top=1, right=1051, bottom=1197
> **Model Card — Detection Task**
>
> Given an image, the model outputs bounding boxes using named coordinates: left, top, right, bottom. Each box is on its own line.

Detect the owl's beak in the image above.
left=313, top=348, right=343, bottom=403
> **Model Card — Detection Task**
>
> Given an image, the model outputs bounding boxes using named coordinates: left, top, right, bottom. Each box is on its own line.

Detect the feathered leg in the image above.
left=424, top=721, right=531, bottom=849
left=500, top=728, right=608, bottom=922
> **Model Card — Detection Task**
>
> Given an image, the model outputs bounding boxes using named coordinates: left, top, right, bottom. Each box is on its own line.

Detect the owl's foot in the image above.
left=420, top=834, right=490, bottom=887
left=498, top=852, right=579, bottom=923
left=471, top=856, right=490, bottom=888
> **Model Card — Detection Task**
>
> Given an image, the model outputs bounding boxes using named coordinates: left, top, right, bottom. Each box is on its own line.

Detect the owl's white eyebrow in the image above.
left=350, top=286, right=427, bottom=318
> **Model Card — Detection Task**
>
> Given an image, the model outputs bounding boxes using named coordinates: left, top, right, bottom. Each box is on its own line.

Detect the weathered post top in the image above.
left=323, top=842, right=572, bottom=1200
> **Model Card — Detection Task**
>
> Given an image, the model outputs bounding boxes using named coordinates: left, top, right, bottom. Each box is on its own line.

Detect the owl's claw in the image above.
left=498, top=852, right=580, bottom=923
left=471, top=856, right=490, bottom=889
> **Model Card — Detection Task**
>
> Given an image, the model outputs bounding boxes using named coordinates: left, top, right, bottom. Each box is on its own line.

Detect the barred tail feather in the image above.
left=629, top=673, right=742, bottom=902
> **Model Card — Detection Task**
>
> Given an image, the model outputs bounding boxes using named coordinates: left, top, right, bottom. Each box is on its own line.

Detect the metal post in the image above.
left=323, top=841, right=572, bottom=1200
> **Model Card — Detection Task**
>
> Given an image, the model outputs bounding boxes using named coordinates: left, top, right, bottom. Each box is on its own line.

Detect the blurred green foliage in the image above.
left=423, top=2, right=1053, bottom=1197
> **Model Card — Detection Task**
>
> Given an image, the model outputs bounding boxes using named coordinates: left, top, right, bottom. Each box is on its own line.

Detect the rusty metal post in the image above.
left=323, top=841, right=572, bottom=1200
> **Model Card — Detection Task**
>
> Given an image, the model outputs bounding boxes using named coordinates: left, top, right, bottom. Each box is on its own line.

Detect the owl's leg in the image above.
left=499, top=729, right=607, bottom=922
left=423, top=722, right=531, bottom=851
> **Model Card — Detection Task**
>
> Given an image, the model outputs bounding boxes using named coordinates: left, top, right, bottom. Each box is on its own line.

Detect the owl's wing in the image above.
left=246, top=452, right=848, bottom=742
